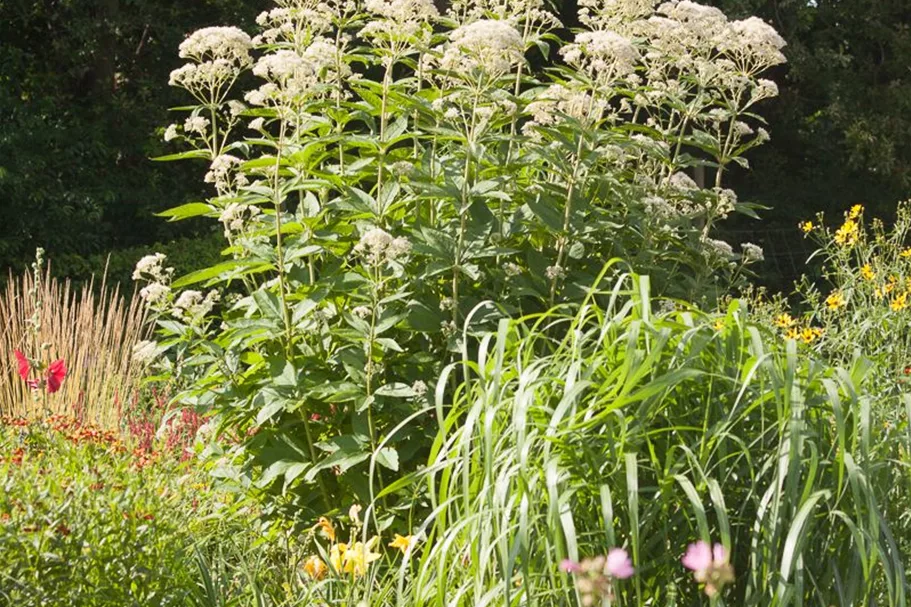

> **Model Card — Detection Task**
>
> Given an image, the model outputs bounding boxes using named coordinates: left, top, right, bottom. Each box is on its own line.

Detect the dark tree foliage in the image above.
left=709, top=0, right=911, bottom=222
left=0, top=0, right=267, bottom=277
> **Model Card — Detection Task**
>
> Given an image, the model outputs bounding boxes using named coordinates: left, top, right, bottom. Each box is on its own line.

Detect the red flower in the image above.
left=47, top=359, right=66, bottom=393
left=14, top=350, right=29, bottom=381
left=12, top=350, right=66, bottom=393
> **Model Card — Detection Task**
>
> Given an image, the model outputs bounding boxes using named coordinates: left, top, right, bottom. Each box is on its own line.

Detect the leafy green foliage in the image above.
left=140, top=0, right=781, bottom=522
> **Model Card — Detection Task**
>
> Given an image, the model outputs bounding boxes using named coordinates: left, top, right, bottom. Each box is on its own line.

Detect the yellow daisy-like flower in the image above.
left=891, top=292, right=908, bottom=311
left=799, top=221, right=814, bottom=235
left=834, top=219, right=859, bottom=246
left=302, top=555, right=328, bottom=580
left=860, top=264, right=875, bottom=281
left=901, top=248, right=911, bottom=259
left=848, top=204, right=864, bottom=219
left=825, top=291, right=845, bottom=310
left=713, top=318, right=725, bottom=331
left=774, top=312, right=796, bottom=329
left=316, top=516, right=336, bottom=542
left=389, top=534, right=414, bottom=555
left=801, top=327, right=824, bottom=343
left=784, top=327, right=800, bottom=340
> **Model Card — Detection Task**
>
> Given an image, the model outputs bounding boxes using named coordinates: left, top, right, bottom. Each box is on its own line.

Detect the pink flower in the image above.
left=560, top=559, right=581, bottom=573
left=605, top=548, right=634, bottom=579
left=682, top=540, right=734, bottom=597
left=681, top=541, right=713, bottom=574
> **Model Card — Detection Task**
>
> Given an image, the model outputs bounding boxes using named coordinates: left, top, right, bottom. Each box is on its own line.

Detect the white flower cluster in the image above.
left=133, top=253, right=169, bottom=280
left=354, top=228, right=411, bottom=266
left=133, top=253, right=175, bottom=308
left=669, top=171, right=698, bottom=191
left=205, top=154, right=249, bottom=193
left=360, top=0, right=438, bottom=42
left=170, top=27, right=252, bottom=103
left=438, top=20, right=524, bottom=77
left=578, top=0, right=656, bottom=32
left=184, top=115, right=210, bottom=135
left=219, top=202, right=262, bottom=236
left=740, top=242, right=764, bottom=262
left=253, top=2, right=346, bottom=45
left=704, top=187, right=735, bottom=219
left=179, top=26, right=253, bottom=64
left=246, top=38, right=346, bottom=107
left=163, top=124, right=179, bottom=142
left=560, top=30, right=640, bottom=80
left=173, top=290, right=220, bottom=324
left=524, top=84, right=604, bottom=133
left=703, top=237, right=734, bottom=259
left=725, top=17, right=786, bottom=68
left=643, top=195, right=678, bottom=219
left=545, top=264, right=566, bottom=280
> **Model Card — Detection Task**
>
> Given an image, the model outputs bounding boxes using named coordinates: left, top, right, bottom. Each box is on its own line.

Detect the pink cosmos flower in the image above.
left=605, top=548, right=634, bottom=579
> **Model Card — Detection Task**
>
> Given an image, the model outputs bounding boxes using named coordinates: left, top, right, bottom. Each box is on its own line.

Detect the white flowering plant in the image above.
left=139, top=0, right=784, bottom=517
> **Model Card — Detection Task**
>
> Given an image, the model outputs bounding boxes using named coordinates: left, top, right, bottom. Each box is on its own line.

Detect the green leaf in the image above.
left=375, top=447, right=399, bottom=471
left=151, top=149, right=212, bottom=162
left=375, top=382, right=414, bottom=398
left=156, top=202, right=214, bottom=221
left=172, top=260, right=272, bottom=288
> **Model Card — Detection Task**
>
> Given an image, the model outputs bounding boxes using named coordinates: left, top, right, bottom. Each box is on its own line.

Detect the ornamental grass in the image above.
left=0, top=258, right=149, bottom=426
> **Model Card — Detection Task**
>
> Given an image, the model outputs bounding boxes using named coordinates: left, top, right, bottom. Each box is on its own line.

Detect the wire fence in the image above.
left=721, top=226, right=818, bottom=290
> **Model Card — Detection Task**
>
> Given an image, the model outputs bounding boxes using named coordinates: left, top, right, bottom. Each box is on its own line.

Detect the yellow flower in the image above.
left=891, top=292, right=908, bottom=311
left=302, top=555, right=327, bottom=580
left=834, top=219, right=859, bottom=246
left=799, top=220, right=814, bottom=234
left=389, top=534, right=414, bottom=555
left=316, top=517, right=336, bottom=542
left=329, top=542, right=347, bottom=573
left=825, top=291, right=845, bottom=310
left=784, top=327, right=800, bottom=340
left=860, top=264, right=875, bottom=281
left=713, top=318, right=725, bottom=331
left=774, top=313, right=796, bottom=329
left=342, top=536, right=382, bottom=577
left=901, top=248, right=911, bottom=259
left=800, top=327, right=823, bottom=343
left=848, top=204, right=864, bottom=219
left=874, top=286, right=883, bottom=299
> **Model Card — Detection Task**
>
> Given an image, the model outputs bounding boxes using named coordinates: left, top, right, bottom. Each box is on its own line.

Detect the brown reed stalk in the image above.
left=0, top=265, right=149, bottom=427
